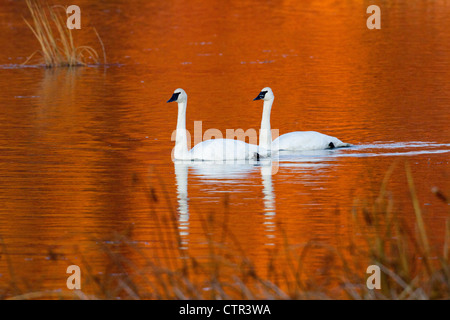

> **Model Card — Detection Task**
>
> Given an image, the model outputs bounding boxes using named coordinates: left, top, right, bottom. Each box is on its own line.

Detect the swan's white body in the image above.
left=272, top=131, right=350, bottom=151
left=255, top=87, right=351, bottom=152
left=179, top=137, right=261, bottom=161
left=170, top=89, right=265, bottom=161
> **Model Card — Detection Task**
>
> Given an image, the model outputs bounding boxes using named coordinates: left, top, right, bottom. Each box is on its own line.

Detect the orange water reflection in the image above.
left=0, top=0, right=449, bottom=298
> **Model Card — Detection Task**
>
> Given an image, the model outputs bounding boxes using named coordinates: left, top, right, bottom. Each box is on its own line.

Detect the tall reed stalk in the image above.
left=23, top=0, right=105, bottom=67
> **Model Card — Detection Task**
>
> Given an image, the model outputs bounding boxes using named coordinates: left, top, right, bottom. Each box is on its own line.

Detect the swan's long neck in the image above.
left=174, top=101, right=189, bottom=159
left=259, top=98, right=273, bottom=153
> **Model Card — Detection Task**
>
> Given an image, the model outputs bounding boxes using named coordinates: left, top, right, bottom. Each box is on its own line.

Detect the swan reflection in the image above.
left=174, top=159, right=277, bottom=249
left=174, top=161, right=189, bottom=250
left=260, top=161, right=276, bottom=245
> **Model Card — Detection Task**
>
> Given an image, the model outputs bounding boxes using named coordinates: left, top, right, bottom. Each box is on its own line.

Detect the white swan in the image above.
left=168, top=88, right=266, bottom=160
left=253, top=87, right=351, bottom=151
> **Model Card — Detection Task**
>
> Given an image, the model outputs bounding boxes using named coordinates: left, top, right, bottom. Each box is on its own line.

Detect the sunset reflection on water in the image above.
left=0, top=0, right=449, bottom=298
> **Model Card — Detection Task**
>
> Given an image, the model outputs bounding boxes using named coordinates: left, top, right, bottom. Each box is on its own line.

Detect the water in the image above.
left=0, top=0, right=449, bottom=297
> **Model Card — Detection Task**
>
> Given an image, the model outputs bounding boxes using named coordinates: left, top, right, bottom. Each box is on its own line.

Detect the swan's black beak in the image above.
left=253, top=91, right=267, bottom=101
left=167, top=92, right=180, bottom=103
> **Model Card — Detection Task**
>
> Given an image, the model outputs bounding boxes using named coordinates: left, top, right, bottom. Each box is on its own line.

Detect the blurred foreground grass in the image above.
left=1, top=162, right=448, bottom=300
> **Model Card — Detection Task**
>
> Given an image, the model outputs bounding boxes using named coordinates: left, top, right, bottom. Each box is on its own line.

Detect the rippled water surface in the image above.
left=0, top=0, right=449, bottom=297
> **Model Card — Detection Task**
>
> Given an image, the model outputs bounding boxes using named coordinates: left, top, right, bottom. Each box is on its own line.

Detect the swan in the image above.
left=253, top=87, right=351, bottom=152
left=168, top=88, right=266, bottom=160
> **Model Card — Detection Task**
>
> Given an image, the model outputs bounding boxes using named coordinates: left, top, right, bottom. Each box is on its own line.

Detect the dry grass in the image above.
left=340, top=162, right=449, bottom=299
left=22, top=0, right=106, bottom=67
left=0, top=162, right=449, bottom=300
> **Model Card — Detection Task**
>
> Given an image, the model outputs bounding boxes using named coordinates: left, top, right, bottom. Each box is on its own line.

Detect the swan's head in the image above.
left=167, top=88, right=187, bottom=103
left=253, top=87, right=274, bottom=101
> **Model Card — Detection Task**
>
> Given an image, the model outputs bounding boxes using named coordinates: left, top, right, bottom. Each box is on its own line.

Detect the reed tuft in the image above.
left=22, top=0, right=106, bottom=67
